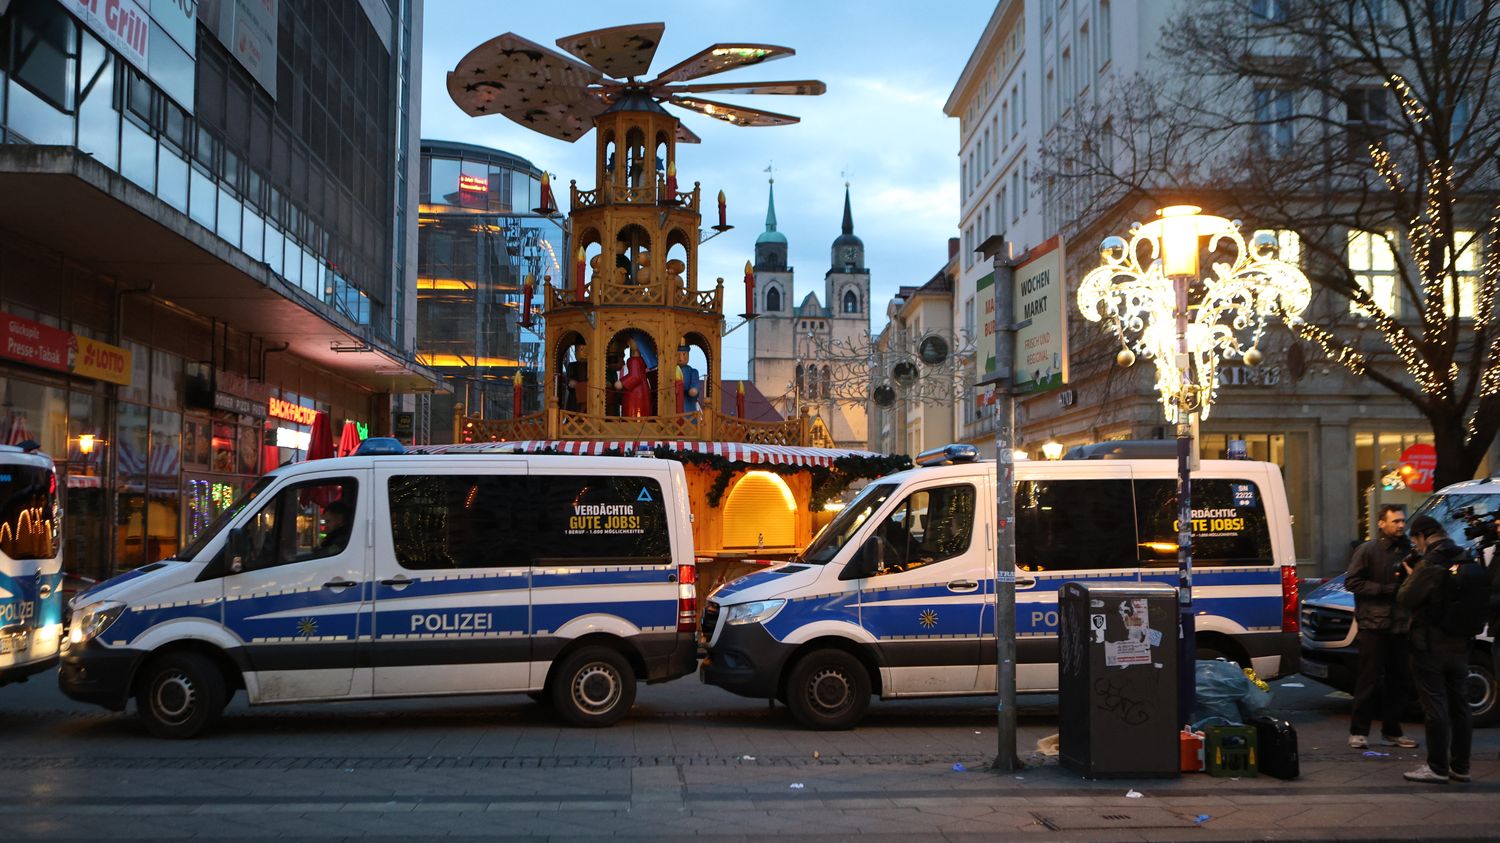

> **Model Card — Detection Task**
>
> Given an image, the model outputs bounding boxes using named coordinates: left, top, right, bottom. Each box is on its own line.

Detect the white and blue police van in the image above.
left=60, top=439, right=700, bottom=737
left=701, top=442, right=1302, bottom=729
left=0, top=445, right=64, bottom=688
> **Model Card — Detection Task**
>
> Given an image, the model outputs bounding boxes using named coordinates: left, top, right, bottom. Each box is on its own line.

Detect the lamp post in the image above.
left=1076, top=205, right=1311, bottom=728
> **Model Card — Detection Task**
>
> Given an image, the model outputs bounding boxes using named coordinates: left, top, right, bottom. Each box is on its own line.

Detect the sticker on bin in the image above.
left=1105, top=639, right=1152, bottom=666
left=1090, top=614, right=1106, bottom=643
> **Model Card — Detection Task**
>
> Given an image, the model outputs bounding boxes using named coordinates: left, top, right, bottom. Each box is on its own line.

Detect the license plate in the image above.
left=0, top=632, right=29, bottom=655
left=1302, top=660, right=1328, bottom=679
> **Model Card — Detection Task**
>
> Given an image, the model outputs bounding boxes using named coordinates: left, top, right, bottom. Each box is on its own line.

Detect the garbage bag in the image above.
left=1191, top=658, right=1271, bottom=728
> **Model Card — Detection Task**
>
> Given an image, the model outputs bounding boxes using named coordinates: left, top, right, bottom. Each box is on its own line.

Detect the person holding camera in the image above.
left=1344, top=504, right=1418, bottom=749
left=1398, top=514, right=1486, bottom=784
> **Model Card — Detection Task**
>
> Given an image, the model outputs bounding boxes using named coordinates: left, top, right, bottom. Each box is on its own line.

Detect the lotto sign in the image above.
left=1399, top=443, right=1437, bottom=493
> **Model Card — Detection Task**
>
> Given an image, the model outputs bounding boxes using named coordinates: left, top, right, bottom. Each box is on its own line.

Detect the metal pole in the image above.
left=989, top=250, right=1021, bottom=772
left=1173, top=274, right=1197, bottom=729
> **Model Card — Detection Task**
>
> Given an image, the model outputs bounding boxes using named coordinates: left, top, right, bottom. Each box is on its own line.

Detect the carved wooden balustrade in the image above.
left=544, top=275, right=722, bottom=313
left=570, top=182, right=700, bottom=211
left=456, top=407, right=809, bottom=446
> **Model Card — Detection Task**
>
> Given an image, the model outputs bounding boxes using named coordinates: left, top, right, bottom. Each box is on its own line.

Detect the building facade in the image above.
left=944, top=0, right=1042, bottom=458
left=868, top=240, right=959, bottom=456
left=0, top=0, right=429, bottom=580
left=747, top=183, right=870, bottom=449
left=946, top=0, right=1493, bottom=575
left=416, top=140, right=561, bottom=439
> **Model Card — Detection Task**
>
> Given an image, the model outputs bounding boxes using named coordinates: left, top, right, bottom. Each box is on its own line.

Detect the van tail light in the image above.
left=677, top=562, right=697, bottom=633
left=1281, top=565, right=1300, bottom=634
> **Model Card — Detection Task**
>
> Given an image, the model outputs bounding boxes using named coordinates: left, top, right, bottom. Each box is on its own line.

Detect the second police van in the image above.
left=701, top=443, right=1301, bottom=729
left=59, top=441, right=699, bottom=737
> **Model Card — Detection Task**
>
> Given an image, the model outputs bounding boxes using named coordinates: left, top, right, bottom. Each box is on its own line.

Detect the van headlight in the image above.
left=724, top=599, right=785, bottom=626
left=67, top=601, right=125, bottom=646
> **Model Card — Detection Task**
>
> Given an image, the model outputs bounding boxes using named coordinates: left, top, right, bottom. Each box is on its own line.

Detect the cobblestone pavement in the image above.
left=1, top=672, right=1496, bottom=840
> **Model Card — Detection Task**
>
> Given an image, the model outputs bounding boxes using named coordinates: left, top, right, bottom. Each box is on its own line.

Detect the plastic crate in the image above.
left=1205, top=725, right=1258, bottom=777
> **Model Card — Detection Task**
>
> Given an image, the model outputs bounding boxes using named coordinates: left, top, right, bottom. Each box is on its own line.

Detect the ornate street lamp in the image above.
left=1076, top=204, right=1310, bottom=725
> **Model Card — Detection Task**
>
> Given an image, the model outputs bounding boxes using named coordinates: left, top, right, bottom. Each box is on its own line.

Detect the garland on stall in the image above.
left=525, top=446, right=910, bottom=510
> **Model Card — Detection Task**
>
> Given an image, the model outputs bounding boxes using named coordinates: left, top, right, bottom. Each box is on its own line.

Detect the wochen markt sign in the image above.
left=1012, top=236, right=1068, bottom=394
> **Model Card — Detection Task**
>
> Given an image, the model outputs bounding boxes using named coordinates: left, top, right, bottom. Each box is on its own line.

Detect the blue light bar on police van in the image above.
left=354, top=437, right=407, bottom=456
left=914, top=443, right=979, bottom=467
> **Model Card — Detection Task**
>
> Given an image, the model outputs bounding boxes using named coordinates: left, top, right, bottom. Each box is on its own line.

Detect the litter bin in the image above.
left=1058, top=581, right=1179, bottom=778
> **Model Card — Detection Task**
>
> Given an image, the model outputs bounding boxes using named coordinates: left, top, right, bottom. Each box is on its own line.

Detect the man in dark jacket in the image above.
left=1345, top=504, right=1417, bottom=749
left=1397, top=515, right=1473, bottom=784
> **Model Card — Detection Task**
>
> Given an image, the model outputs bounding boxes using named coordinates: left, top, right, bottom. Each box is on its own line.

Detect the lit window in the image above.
left=1253, top=229, right=1301, bottom=266
left=1347, top=230, right=1398, bottom=316
left=1445, top=229, right=1479, bottom=318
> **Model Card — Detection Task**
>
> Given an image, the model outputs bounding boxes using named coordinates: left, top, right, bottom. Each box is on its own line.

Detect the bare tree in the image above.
left=1042, top=0, right=1500, bottom=488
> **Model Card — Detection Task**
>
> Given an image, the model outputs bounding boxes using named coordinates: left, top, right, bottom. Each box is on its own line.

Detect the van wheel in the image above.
left=551, top=646, right=636, bottom=727
left=1466, top=650, right=1497, bottom=727
left=785, top=649, right=870, bottom=730
left=136, top=652, right=226, bottom=739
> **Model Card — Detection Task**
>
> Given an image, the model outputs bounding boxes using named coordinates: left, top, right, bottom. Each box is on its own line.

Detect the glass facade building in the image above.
left=418, top=140, right=562, bottom=435
left=0, top=0, right=428, bottom=581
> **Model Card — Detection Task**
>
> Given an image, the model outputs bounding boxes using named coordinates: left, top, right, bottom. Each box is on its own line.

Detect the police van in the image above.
left=701, top=443, right=1301, bottom=729
left=0, top=445, right=63, bottom=688
left=59, top=441, right=699, bottom=737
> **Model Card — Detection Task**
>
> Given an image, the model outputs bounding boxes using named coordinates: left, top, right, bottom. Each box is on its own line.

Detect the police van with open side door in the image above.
left=59, top=440, right=699, bottom=737
left=700, top=442, right=1301, bottom=729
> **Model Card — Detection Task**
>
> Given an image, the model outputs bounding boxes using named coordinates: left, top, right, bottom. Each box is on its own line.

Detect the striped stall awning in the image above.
left=415, top=440, right=886, bottom=468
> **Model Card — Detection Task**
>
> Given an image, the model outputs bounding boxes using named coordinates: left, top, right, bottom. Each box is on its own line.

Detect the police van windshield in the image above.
left=801, top=483, right=896, bottom=565
left=0, top=464, right=57, bottom=561
left=177, top=476, right=274, bottom=561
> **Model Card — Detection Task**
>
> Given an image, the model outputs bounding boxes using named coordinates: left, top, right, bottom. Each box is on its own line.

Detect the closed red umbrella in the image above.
left=336, top=421, right=362, bottom=457
left=305, top=412, right=335, bottom=461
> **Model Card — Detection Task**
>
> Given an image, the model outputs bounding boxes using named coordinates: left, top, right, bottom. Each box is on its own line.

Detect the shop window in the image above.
left=242, top=478, right=359, bottom=571
left=722, top=471, right=796, bottom=549
left=1134, top=478, right=1274, bottom=567
left=870, top=483, right=976, bottom=576
left=1016, top=479, right=1137, bottom=572
left=1355, top=429, right=1438, bottom=539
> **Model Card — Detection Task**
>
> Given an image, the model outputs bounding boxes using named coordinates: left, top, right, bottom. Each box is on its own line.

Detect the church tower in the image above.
left=819, top=184, right=869, bottom=447
left=748, top=180, right=796, bottom=403
left=825, top=185, right=868, bottom=319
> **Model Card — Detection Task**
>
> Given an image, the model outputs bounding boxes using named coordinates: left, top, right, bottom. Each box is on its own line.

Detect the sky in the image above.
left=419, top=1, right=987, bottom=378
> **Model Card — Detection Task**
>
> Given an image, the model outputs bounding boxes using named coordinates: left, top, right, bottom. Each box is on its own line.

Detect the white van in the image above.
left=0, top=446, right=63, bottom=688
left=60, top=441, right=699, bottom=737
left=701, top=443, right=1301, bottom=729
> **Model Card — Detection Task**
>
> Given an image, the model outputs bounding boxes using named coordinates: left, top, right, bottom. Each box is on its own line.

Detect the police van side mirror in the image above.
left=226, top=527, right=249, bottom=574
left=840, top=536, right=883, bottom=581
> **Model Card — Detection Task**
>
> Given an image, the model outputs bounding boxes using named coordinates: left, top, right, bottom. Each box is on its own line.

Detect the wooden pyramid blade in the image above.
left=555, top=22, right=665, bottom=80
left=660, top=79, right=826, bottom=96
left=448, top=33, right=607, bottom=142
left=669, top=96, right=800, bottom=127
left=676, top=123, right=702, bottom=144
left=651, top=43, right=793, bottom=85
